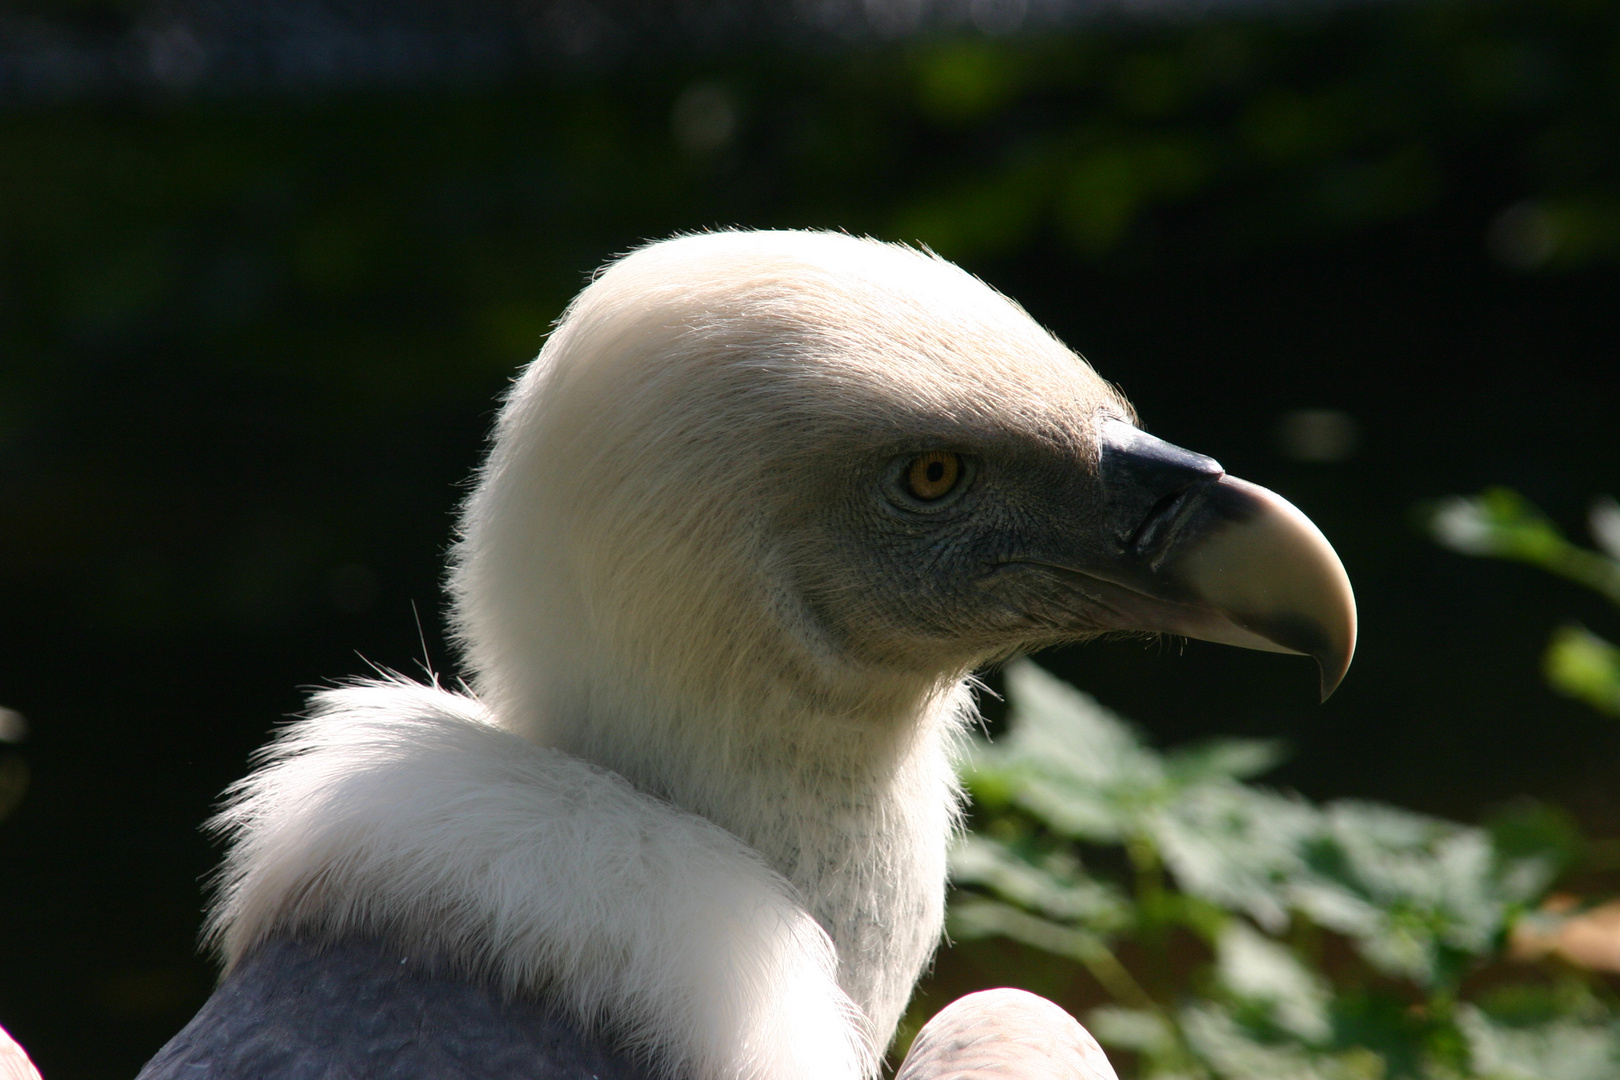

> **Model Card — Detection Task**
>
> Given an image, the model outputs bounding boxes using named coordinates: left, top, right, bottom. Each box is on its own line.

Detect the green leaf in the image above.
left=1589, top=497, right=1620, bottom=563
left=1088, top=1005, right=1206, bottom=1078
left=967, top=661, right=1170, bottom=841
left=1167, top=738, right=1289, bottom=785
left=1486, top=800, right=1582, bottom=894
left=1458, top=1005, right=1620, bottom=1080
left=1179, top=1003, right=1384, bottom=1080
left=1426, top=489, right=1620, bottom=607
left=1087, top=1005, right=1179, bottom=1056
left=949, top=834, right=1132, bottom=932
left=1427, top=489, right=1567, bottom=562
left=1287, top=801, right=1531, bottom=987
left=990, top=661, right=1163, bottom=787
left=912, top=39, right=1027, bottom=125
left=1215, top=921, right=1333, bottom=1044
left=948, top=897, right=1102, bottom=957
left=1544, top=624, right=1620, bottom=716
left=1152, top=783, right=1320, bottom=934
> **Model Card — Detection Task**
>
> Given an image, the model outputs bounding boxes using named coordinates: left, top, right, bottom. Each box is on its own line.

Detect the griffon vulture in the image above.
left=138, top=230, right=1354, bottom=1080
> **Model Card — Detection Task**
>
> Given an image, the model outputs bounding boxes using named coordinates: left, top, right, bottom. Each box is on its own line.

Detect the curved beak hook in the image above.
left=1093, top=419, right=1357, bottom=700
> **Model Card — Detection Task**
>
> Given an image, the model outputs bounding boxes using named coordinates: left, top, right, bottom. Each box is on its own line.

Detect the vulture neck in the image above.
left=550, top=658, right=961, bottom=860
left=522, top=652, right=972, bottom=1039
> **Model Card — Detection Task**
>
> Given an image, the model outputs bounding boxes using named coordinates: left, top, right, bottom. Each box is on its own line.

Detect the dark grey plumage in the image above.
left=137, top=937, right=660, bottom=1080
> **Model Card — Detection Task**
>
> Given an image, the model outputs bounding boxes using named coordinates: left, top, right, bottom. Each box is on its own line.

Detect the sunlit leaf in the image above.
left=1089, top=1005, right=1206, bottom=1079
left=1180, top=1004, right=1383, bottom=1080
left=1458, top=1005, right=1620, bottom=1080
left=949, top=898, right=1120, bottom=971
left=1287, top=801, right=1525, bottom=986
left=1544, top=624, right=1620, bottom=716
left=1589, top=497, right=1620, bottom=563
left=1487, top=801, right=1584, bottom=889
left=1088, top=1005, right=1179, bottom=1056
left=1166, top=738, right=1288, bottom=786
left=1427, top=489, right=1620, bottom=607
left=1153, top=783, right=1319, bottom=934
left=1215, top=921, right=1332, bottom=1043
left=1427, top=488, right=1564, bottom=560
left=991, top=661, right=1162, bottom=787
left=950, top=834, right=1132, bottom=932
left=967, top=661, right=1169, bottom=841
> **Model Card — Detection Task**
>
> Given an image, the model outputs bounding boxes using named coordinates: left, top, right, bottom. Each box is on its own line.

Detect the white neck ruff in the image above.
left=207, top=677, right=964, bottom=1080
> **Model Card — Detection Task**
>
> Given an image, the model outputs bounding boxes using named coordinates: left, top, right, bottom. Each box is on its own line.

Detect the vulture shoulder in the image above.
left=135, top=936, right=658, bottom=1080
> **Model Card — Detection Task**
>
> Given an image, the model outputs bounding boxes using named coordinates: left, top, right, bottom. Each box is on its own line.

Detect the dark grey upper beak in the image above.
left=1091, top=418, right=1357, bottom=700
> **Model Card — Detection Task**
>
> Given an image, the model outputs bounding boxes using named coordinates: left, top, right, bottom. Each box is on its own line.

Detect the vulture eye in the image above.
left=904, top=451, right=963, bottom=502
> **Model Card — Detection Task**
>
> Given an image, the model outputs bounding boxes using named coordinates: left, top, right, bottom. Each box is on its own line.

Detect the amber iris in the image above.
left=905, top=451, right=962, bottom=501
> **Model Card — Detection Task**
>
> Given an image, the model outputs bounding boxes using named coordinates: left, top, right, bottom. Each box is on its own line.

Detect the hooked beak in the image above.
left=1071, top=418, right=1357, bottom=700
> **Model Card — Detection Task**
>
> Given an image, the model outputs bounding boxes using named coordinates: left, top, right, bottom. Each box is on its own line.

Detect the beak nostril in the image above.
left=1080, top=417, right=1356, bottom=698
left=1127, top=483, right=1207, bottom=559
left=1097, top=417, right=1225, bottom=553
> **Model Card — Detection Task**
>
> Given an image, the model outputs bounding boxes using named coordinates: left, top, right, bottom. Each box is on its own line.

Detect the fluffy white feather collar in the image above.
left=208, top=678, right=876, bottom=1080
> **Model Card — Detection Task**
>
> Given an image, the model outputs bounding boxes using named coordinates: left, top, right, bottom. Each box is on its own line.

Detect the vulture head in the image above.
left=445, top=228, right=1352, bottom=1062
left=453, top=229, right=1351, bottom=763
left=156, top=230, right=1354, bottom=1080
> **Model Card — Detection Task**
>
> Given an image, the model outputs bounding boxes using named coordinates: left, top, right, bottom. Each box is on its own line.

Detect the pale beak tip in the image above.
left=1317, top=623, right=1357, bottom=702
left=1319, top=662, right=1346, bottom=703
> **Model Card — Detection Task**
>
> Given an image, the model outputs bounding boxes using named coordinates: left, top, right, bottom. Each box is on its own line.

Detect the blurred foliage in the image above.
left=952, top=662, right=1616, bottom=1079
left=0, top=0, right=1615, bottom=648
left=885, top=0, right=1620, bottom=266
left=1429, top=490, right=1620, bottom=716
left=3, top=0, right=1619, bottom=633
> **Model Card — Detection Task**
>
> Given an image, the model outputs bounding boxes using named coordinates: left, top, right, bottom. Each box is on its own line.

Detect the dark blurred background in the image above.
left=1, top=0, right=1617, bottom=1075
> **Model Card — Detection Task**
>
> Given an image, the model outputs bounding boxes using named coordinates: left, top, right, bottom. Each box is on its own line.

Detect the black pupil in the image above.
left=926, top=461, right=945, bottom=483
